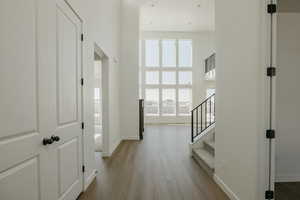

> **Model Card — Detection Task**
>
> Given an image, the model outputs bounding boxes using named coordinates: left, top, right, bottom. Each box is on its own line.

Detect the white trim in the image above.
left=108, top=139, right=122, bottom=156
left=84, top=169, right=97, bottom=191
left=213, top=174, right=240, bottom=200
left=276, top=173, right=300, bottom=182
left=122, top=135, right=140, bottom=140
left=145, top=116, right=189, bottom=124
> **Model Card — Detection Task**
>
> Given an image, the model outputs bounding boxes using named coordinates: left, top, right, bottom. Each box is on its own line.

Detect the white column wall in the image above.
left=214, top=0, right=268, bottom=199
left=119, top=0, right=140, bottom=140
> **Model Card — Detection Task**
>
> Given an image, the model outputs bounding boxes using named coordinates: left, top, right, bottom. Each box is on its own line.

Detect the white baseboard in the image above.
left=109, top=139, right=122, bottom=156
left=84, top=169, right=97, bottom=191
left=122, top=135, right=139, bottom=140
left=213, top=174, right=240, bottom=200
left=276, top=173, right=300, bottom=182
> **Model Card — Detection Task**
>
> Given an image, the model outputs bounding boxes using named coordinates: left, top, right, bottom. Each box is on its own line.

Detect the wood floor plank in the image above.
left=78, top=125, right=229, bottom=200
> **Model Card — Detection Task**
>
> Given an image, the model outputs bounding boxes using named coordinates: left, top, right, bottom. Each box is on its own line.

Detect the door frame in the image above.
left=264, top=0, right=277, bottom=199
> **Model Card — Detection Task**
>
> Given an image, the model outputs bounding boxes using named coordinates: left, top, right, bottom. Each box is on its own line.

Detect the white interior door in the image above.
left=0, top=0, right=53, bottom=199
left=53, top=1, right=83, bottom=199
left=0, top=0, right=83, bottom=200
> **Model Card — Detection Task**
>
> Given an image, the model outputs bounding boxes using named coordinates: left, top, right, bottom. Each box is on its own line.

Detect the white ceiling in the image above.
left=140, top=0, right=215, bottom=32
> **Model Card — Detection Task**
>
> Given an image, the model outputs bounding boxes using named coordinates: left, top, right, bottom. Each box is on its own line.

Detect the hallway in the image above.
left=78, top=125, right=229, bottom=200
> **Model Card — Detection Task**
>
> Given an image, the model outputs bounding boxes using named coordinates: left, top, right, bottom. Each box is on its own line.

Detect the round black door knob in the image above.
left=51, top=135, right=60, bottom=142
left=43, top=138, right=54, bottom=145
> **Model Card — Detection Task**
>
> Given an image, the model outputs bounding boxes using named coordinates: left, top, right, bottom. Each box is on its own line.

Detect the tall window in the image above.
left=142, top=39, right=193, bottom=117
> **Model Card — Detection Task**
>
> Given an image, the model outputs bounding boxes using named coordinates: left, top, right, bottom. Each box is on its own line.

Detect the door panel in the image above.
left=0, top=0, right=38, bottom=138
left=0, top=157, right=39, bottom=200
left=57, top=5, right=78, bottom=125
left=58, top=138, right=80, bottom=196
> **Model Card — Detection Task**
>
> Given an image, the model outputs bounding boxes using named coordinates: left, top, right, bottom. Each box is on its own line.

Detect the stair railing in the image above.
left=191, top=94, right=215, bottom=142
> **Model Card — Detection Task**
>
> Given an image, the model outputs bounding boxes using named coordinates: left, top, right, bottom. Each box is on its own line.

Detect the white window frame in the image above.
left=141, top=38, right=193, bottom=118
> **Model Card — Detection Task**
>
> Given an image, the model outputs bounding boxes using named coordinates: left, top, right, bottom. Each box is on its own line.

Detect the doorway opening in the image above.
left=273, top=1, right=300, bottom=199
left=94, top=53, right=103, bottom=152
left=93, top=44, right=109, bottom=156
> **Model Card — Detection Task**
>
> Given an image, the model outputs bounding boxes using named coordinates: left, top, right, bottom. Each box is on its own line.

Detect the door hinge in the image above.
left=81, top=78, right=84, bottom=86
left=81, top=122, right=85, bottom=130
left=267, top=3, right=277, bottom=14
left=82, top=165, right=85, bottom=173
left=267, top=67, right=276, bottom=77
left=81, top=34, right=84, bottom=42
left=266, top=129, right=275, bottom=139
left=265, top=190, right=274, bottom=199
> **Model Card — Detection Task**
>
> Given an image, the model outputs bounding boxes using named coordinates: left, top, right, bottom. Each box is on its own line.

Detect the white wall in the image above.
left=140, top=31, right=215, bottom=124
left=66, top=0, right=122, bottom=189
left=214, top=0, right=268, bottom=199
left=276, top=12, right=300, bottom=182
left=119, top=0, right=140, bottom=140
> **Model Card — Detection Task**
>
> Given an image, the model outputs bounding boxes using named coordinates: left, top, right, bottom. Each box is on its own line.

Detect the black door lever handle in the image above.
left=51, top=135, right=60, bottom=142
left=43, top=138, right=54, bottom=145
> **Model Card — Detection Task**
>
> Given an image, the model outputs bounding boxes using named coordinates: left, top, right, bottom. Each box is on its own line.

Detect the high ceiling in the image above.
left=140, top=0, right=215, bottom=32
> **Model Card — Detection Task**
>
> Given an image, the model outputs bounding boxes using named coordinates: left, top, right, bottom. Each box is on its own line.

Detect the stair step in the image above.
left=203, top=140, right=215, bottom=155
left=192, top=147, right=214, bottom=176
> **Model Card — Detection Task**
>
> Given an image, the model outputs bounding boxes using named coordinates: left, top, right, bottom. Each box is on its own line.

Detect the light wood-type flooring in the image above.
left=78, top=125, right=229, bottom=200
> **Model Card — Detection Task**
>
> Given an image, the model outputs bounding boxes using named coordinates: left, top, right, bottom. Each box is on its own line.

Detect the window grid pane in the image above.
left=162, top=89, right=176, bottom=116
left=145, top=40, right=159, bottom=67
left=162, top=40, right=176, bottom=67
left=145, top=89, right=159, bottom=116
left=162, top=71, right=176, bottom=85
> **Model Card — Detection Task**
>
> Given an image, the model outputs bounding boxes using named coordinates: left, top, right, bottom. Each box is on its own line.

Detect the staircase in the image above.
left=190, top=94, right=215, bottom=177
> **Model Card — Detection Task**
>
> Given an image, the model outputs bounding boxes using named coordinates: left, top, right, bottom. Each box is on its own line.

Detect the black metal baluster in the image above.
left=210, top=98, right=212, bottom=125
left=191, top=94, right=216, bottom=143
left=196, top=108, right=198, bottom=136
left=205, top=101, right=207, bottom=129
left=200, top=105, right=203, bottom=132
left=214, top=95, right=215, bottom=123
left=191, top=110, right=194, bottom=143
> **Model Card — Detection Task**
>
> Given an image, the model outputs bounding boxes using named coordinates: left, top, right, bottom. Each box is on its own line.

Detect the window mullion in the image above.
left=176, top=39, right=179, bottom=116
left=159, top=40, right=162, bottom=117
